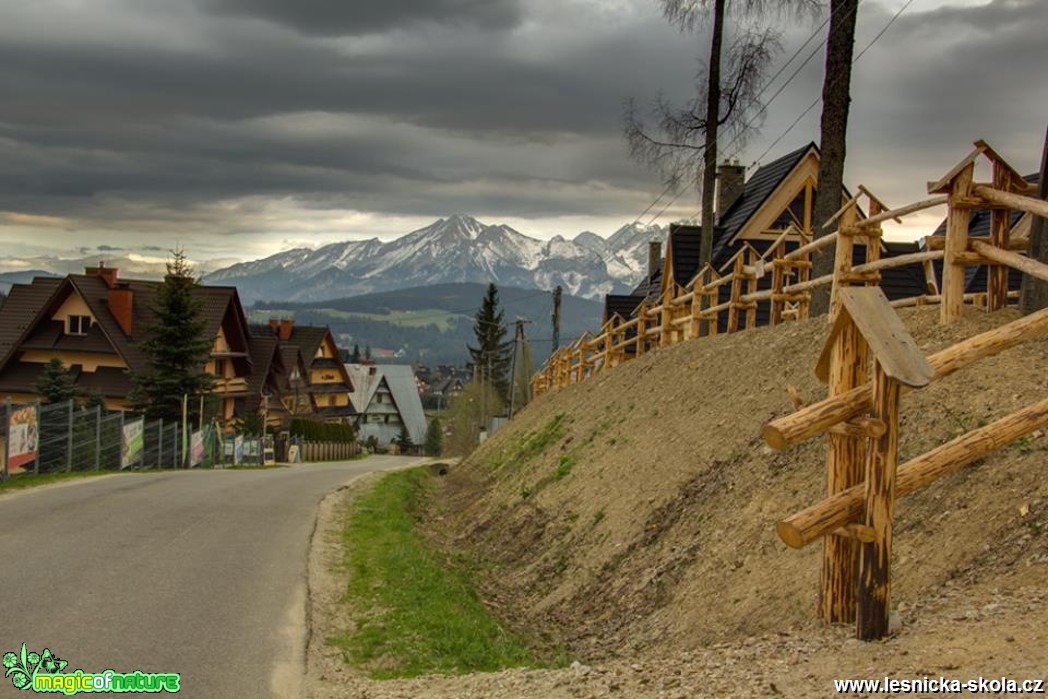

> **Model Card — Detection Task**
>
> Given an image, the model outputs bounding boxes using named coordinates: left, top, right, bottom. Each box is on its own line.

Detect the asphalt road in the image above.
left=0, top=456, right=422, bottom=699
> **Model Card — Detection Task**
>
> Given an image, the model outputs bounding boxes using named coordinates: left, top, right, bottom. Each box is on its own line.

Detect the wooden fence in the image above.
left=531, top=140, right=1041, bottom=399
left=534, top=139, right=1048, bottom=640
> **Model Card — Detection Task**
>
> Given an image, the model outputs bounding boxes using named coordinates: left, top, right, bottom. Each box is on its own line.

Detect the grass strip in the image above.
left=331, top=467, right=540, bottom=679
left=0, top=470, right=113, bottom=491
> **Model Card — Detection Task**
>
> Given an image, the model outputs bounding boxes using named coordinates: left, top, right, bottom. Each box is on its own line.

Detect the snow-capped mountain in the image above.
left=203, top=215, right=666, bottom=303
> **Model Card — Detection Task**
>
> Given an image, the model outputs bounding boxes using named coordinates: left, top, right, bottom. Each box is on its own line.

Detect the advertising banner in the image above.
left=121, top=418, right=145, bottom=469
left=7, top=405, right=39, bottom=474
left=234, top=435, right=244, bottom=465
left=190, top=430, right=205, bottom=467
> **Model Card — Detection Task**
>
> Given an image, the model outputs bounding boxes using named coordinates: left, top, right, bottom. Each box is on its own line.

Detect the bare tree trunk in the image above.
left=809, top=0, right=858, bottom=317
left=699, top=0, right=726, bottom=269
left=1020, top=125, right=1048, bottom=314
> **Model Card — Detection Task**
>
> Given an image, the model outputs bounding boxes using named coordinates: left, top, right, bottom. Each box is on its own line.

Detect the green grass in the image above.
left=330, top=467, right=543, bottom=678
left=0, top=470, right=114, bottom=491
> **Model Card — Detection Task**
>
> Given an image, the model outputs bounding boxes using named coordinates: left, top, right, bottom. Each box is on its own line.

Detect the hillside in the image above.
left=249, top=282, right=602, bottom=366
left=319, top=305, right=1047, bottom=697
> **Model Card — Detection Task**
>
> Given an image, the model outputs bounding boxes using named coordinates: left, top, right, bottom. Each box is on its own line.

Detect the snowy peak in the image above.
left=202, top=215, right=668, bottom=303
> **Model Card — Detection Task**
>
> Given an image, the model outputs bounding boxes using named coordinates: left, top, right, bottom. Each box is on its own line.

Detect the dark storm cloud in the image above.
left=199, top=0, right=523, bottom=37
left=0, top=0, right=1043, bottom=244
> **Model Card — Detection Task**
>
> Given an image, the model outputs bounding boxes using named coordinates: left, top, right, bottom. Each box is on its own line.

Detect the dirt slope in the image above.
left=427, top=306, right=1047, bottom=661
left=305, top=306, right=1047, bottom=698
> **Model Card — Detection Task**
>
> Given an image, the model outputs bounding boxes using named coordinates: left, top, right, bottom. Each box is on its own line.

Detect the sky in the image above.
left=0, top=0, right=1044, bottom=266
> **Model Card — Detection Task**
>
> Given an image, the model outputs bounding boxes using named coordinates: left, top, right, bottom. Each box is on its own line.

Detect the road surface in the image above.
left=0, top=456, right=421, bottom=698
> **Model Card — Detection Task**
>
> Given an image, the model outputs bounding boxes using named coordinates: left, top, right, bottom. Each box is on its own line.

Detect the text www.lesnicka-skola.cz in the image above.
left=834, top=676, right=1045, bottom=694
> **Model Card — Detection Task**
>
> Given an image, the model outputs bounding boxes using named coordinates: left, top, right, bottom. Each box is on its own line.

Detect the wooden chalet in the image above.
left=603, top=143, right=931, bottom=332
left=249, top=320, right=356, bottom=423
left=0, top=264, right=255, bottom=419
left=346, top=363, right=427, bottom=449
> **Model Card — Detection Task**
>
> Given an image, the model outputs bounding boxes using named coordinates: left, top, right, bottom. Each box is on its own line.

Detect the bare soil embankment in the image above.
left=309, top=306, right=1048, bottom=697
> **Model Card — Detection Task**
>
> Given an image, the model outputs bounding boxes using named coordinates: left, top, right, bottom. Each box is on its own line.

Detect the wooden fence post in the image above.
left=987, top=162, right=1012, bottom=312
left=941, top=163, right=974, bottom=323
left=856, top=360, right=900, bottom=640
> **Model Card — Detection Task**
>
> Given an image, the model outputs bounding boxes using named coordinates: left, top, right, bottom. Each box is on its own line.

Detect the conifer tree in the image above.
left=350, top=343, right=362, bottom=363
left=36, top=357, right=77, bottom=404
left=131, top=250, right=213, bottom=422
left=424, top=417, right=443, bottom=456
left=467, top=283, right=510, bottom=400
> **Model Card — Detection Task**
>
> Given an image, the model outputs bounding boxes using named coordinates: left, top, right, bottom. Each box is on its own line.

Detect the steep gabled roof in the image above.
left=377, top=365, right=427, bottom=445
left=0, top=277, right=65, bottom=367
left=665, top=224, right=703, bottom=289
left=711, top=143, right=817, bottom=264
left=603, top=294, right=643, bottom=323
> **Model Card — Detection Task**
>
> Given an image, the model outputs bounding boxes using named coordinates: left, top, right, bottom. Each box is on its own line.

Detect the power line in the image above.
left=747, top=0, right=913, bottom=168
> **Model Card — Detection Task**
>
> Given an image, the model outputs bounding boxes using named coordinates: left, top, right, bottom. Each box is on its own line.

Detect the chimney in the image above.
left=716, top=160, right=746, bottom=219
left=278, top=318, right=295, bottom=341
left=268, top=318, right=280, bottom=334
left=108, top=283, right=134, bottom=337
left=647, top=240, right=662, bottom=280
left=85, top=260, right=119, bottom=289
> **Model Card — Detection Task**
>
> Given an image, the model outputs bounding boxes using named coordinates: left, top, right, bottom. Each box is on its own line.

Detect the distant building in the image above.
left=346, top=364, right=426, bottom=450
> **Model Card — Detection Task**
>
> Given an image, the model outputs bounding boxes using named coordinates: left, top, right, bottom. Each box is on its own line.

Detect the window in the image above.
left=67, top=315, right=92, bottom=335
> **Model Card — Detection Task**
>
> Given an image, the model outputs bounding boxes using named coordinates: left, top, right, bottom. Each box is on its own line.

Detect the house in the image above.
left=0, top=264, right=255, bottom=419
left=250, top=320, right=356, bottom=423
left=346, top=364, right=427, bottom=449
left=603, top=143, right=930, bottom=330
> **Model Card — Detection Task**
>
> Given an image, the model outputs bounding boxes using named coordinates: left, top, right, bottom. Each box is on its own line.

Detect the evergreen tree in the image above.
left=350, top=343, right=362, bottom=363
left=36, top=357, right=78, bottom=404
left=467, top=283, right=510, bottom=400
left=364, top=344, right=372, bottom=362
left=131, top=250, right=214, bottom=422
left=424, top=417, right=443, bottom=457
left=394, top=425, right=415, bottom=453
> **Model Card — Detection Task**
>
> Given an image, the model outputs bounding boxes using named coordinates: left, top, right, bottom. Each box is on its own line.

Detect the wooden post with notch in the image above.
left=815, top=287, right=933, bottom=639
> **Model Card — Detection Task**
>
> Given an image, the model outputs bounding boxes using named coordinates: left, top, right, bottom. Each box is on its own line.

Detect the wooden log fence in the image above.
left=531, top=139, right=1042, bottom=400
left=759, top=140, right=1048, bottom=639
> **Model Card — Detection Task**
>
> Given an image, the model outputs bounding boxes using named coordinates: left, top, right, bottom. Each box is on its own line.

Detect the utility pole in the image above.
left=551, top=285, right=562, bottom=353
left=508, top=318, right=527, bottom=419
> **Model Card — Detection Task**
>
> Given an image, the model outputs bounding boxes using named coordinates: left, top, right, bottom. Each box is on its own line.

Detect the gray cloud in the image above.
left=198, top=0, right=524, bottom=37
left=0, top=0, right=1043, bottom=255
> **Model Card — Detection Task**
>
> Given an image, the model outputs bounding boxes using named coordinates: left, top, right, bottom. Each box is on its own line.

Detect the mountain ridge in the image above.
left=204, top=215, right=666, bottom=304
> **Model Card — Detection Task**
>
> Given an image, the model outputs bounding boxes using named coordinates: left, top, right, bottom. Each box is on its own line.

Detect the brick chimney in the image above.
left=716, top=160, right=746, bottom=219
left=108, top=283, right=134, bottom=337
left=647, top=240, right=662, bottom=280
left=85, top=260, right=119, bottom=288
left=268, top=318, right=280, bottom=334
left=278, top=318, right=295, bottom=341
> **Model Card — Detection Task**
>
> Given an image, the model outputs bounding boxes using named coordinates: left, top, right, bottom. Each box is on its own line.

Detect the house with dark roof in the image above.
left=0, top=264, right=255, bottom=420
left=346, top=364, right=427, bottom=450
left=603, top=143, right=931, bottom=330
left=250, top=319, right=356, bottom=423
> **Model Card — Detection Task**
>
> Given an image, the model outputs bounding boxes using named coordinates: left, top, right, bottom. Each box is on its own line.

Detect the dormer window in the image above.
left=67, top=315, right=92, bottom=335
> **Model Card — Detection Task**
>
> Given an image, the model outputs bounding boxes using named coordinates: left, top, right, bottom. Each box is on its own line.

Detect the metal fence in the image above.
left=1, top=398, right=361, bottom=480
left=1, top=399, right=192, bottom=478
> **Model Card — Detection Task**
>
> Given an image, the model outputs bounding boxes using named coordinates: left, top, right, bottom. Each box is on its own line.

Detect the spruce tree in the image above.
left=350, top=344, right=362, bottom=363
left=467, top=283, right=510, bottom=400
left=36, top=357, right=77, bottom=404
left=424, top=417, right=443, bottom=457
left=131, top=250, right=214, bottom=422
left=395, top=425, right=415, bottom=453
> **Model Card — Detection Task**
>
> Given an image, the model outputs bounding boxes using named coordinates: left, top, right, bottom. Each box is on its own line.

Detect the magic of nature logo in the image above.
left=3, top=644, right=180, bottom=694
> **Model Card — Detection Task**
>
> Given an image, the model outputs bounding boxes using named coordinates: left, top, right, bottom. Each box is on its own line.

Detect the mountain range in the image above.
left=203, top=215, right=665, bottom=303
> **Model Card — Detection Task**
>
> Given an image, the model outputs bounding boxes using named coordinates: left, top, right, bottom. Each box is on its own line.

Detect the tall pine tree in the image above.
left=131, top=250, right=214, bottom=422
left=467, top=283, right=510, bottom=401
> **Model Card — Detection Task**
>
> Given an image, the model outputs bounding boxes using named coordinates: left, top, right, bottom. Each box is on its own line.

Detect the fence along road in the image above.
left=0, top=456, right=422, bottom=698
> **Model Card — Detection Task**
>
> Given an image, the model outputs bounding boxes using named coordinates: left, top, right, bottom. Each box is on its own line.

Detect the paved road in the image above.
left=0, top=456, right=422, bottom=699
